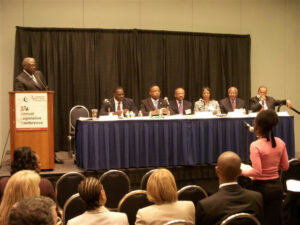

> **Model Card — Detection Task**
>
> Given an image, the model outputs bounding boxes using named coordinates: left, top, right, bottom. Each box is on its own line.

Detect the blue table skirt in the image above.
left=75, top=117, right=295, bottom=170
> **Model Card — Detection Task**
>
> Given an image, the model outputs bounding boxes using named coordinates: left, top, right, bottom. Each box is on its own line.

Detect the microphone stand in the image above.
left=277, top=105, right=300, bottom=115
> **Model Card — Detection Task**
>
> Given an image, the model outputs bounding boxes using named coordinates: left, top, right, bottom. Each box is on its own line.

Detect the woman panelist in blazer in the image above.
left=135, top=168, right=195, bottom=225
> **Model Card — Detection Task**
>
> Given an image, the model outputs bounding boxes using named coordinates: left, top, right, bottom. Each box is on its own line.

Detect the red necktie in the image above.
left=117, top=102, right=121, bottom=110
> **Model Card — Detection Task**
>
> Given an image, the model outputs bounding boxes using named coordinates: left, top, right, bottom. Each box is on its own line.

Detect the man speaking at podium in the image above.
left=14, top=57, right=48, bottom=91
left=14, top=57, right=63, bottom=164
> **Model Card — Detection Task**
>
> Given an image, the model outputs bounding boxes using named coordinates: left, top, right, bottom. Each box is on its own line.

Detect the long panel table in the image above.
left=75, top=116, right=295, bottom=170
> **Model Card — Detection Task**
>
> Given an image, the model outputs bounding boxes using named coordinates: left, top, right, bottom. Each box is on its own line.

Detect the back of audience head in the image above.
left=254, top=109, right=278, bottom=147
left=8, top=196, right=57, bottom=225
left=147, top=168, right=178, bottom=204
left=0, top=170, right=40, bottom=225
left=78, top=177, right=106, bottom=211
left=216, top=151, right=241, bottom=183
left=11, top=146, right=40, bottom=175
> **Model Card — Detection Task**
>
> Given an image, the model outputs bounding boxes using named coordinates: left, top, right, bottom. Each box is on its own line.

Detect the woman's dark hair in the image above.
left=78, top=177, right=103, bottom=211
left=11, top=147, right=38, bottom=175
left=255, top=109, right=279, bottom=148
left=202, top=86, right=212, bottom=99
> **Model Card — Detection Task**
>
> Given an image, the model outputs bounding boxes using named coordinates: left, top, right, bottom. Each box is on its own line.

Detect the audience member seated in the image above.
left=194, top=87, right=221, bottom=114
left=67, top=177, right=129, bottom=225
left=135, top=168, right=195, bottom=225
left=0, top=170, right=41, bottom=225
left=219, top=86, right=245, bottom=114
left=0, top=146, right=55, bottom=203
left=196, top=151, right=263, bottom=225
left=8, top=196, right=59, bottom=225
left=241, top=109, right=289, bottom=225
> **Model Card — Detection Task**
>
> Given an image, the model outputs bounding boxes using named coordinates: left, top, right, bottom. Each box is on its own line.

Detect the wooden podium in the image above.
left=9, top=91, right=54, bottom=170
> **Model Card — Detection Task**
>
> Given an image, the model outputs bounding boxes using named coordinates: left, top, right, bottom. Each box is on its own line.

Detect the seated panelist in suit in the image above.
left=196, top=151, right=263, bottom=225
left=169, top=87, right=193, bottom=115
left=67, top=177, right=129, bottom=225
left=99, top=87, right=138, bottom=116
left=135, top=168, right=195, bottom=225
left=219, top=87, right=245, bottom=114
left=140, top=85, right=169, bottom=116
left=249, top=85, right=292, bottom=112
left=14, top=57, right=48, bottom=91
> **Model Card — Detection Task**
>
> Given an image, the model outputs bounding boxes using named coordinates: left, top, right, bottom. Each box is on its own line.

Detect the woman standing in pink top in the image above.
left=242, top=109, right=289, bottom=225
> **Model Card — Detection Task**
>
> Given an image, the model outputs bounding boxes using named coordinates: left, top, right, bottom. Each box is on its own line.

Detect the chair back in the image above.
left=99, top=170, right=131, bottom=210
left=164, top=219, right=193, bottom=225
left=118, top=190, right=153, bottom=225
left=281, top=158, right=300, bottom=193
left=140, top=169, right=157, bottom=190
left=63, top=193, right=86, bottom=225
left=177, top=185, right=208, bottom=207
left=55, top=172, right=86, bottom=209
left=220, top=212, right=261, bottom=225
left=69, top=105, right=89, bottom=134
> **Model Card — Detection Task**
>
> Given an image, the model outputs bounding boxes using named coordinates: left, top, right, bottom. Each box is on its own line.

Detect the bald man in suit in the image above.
left=196, top=151, right=263, bottom=225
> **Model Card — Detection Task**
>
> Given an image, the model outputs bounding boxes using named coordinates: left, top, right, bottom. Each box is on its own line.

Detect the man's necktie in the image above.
left=179, top=101, right=183, bottom=114
left=232, top=100, right=236, bottom=110
left=117, top=102, right=121, bottom=111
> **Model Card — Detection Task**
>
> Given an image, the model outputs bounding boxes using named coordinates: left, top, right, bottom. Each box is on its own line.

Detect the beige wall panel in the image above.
left=193, top=0, right=241, bottom=34
left=24, top=0, right=83, bottom=27
left=285, top=0, right=300, bottom=156
left=0, top=0, right=23, bottom=160
left=84, top=0, right=140, bottom=29
left=241, top=0, right=287, bottom=97
left=140, top=0, right=193, bottom=31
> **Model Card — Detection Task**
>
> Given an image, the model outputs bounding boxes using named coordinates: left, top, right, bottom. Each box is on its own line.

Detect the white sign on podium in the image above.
left=15, top=93, right=48, bottom=130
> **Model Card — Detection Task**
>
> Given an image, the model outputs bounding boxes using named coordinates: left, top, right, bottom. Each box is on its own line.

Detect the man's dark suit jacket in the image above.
left=196, top=184, right=263, bottom=225
left=219, top=97, right=245, bottom=114
left=140, top=98, right=168, bottom=116
left=14, top=71, right=48, bottom=91
left=99, top=98, right=138, bottom=115
left=249, top=96, right=286, bottom=112
left=169, top=99, right=193, bottom=115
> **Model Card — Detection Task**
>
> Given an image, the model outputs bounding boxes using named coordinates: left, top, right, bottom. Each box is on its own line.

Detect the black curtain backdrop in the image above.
left=14, top=27, right=251, bottom=151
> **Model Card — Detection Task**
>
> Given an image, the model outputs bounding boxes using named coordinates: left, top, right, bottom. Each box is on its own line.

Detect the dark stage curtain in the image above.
left=14, top=27, right=251, bottom=151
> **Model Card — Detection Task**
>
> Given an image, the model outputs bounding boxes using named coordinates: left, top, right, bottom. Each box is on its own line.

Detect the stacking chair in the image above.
left=140, top=169, right=157, bottom=190
left=68, top=105, right=89, bottom=157
left=220, top=212, right=261, bottom=225
left=99, top=170, right=131, bottom=210
left=281, top=158, right=300, bottom=193
left=55, top=172, right=86, bottom=209
left=118, top=190, right=153, bottom=225
left=164, top=220, right=193, bottom=225
left=177, top=185, right=208, bottom=207
left=63, top=193, right=86, bottom=225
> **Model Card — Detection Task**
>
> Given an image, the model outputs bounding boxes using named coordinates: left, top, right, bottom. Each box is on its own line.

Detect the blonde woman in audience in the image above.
left=135, top=168, right=195, bottom=225
left=0, top=170, right=40, bottom=225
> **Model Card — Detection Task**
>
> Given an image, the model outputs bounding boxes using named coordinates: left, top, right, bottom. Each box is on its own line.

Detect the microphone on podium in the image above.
left=244, top=122, right=254, bottom=133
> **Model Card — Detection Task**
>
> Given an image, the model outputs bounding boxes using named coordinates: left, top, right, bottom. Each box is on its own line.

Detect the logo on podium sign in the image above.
left=15, top=93, right=48, bottom=130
